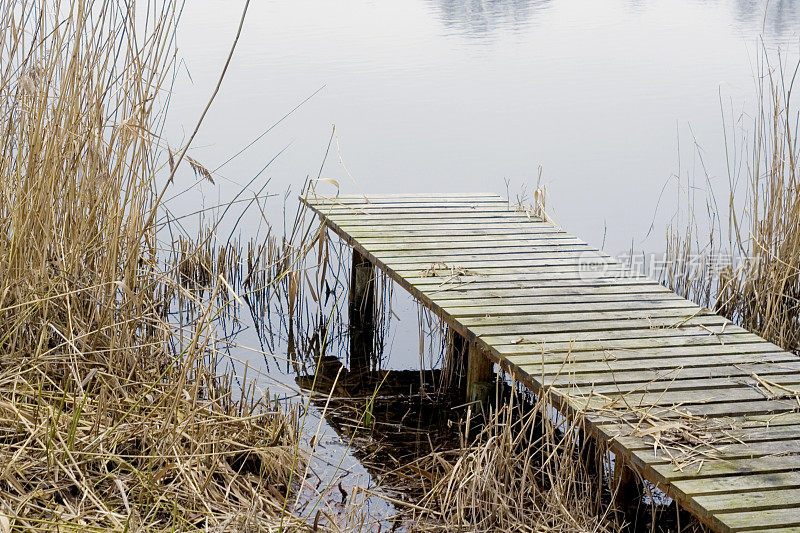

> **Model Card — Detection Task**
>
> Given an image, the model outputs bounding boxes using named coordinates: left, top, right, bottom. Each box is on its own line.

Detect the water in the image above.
left=166, top=0, right=799, bottom=256
left=162, top=0, right=800, bottom=527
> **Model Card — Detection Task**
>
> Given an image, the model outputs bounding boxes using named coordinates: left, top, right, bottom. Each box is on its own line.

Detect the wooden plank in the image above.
left=536, top=343, right=788, bottom=365
left=648, top=450, right=800, bottom=478
left=374, top=247, right=601, bottom=260
left=359, top=239, right=591, bottom=252
left=386, top=253, right=611, bottom=264
left=413, top=277, right=657, bottom=293
left=336, top=224, right=566, bottom=235
left=458, top=308, right=713, bottom=326
left=305, top=192, right=503, bottom=202
left=315, top=205, right=516, bottom=215
left=406, top=270, right=647, bottom=284
left=533, top=346, right=791, bottom=367
left=310, top=196, right=507, bottom=204
left=546, top=360, right=800, bottom=387
left=437, top=294, right=686, bottom=309
left=511, top=352, right=796, bottom=376
left=468, top=315, right=730, bottom=336
left=495, top=331, right=766, bottom=355
left=709, top=507, right=800, bottom=531
left=348, top=232, right=577, bottom=242
left=559, top=385, right=800, bottom=412
left=394, top=265, right=619, bottom=277
left=427, top=283, right=669, bottom=301
left=602, top=422, right=800, bottom=450
left=694, top=487, right=800, bottom=513
left=481, top=325, right=749, bottom=346
left=378, top=253, right=613, bottom=266
left=430, top=286, right=676, bottom=302
left=570, top=372, right=800, bottom=396
left=324, top=212, right=551, bottom=222
left=588, top=397, right=798, bottom=419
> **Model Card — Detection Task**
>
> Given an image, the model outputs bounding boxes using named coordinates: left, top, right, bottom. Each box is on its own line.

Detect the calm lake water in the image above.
left=164, top=1, right=799, bottom=526
left=167, top=0, right=799, bottom=256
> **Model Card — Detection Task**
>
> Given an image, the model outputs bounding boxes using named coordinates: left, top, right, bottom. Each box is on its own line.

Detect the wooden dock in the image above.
left=302, top=192, right=800, bottom=533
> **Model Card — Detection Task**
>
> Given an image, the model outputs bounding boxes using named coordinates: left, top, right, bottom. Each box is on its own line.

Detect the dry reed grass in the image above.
left=0, top=1, right=306, bottom=530
left=662, top=50, right=800, bottom=352
left=404, top=384, right=621, bottom=532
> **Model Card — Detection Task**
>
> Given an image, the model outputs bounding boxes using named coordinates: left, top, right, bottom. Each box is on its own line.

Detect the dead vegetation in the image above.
left=0, top=1, right=305, bottom=530
left=402, top=385, right=620, bottom=532
left=662, top=50, right=800, bottom=352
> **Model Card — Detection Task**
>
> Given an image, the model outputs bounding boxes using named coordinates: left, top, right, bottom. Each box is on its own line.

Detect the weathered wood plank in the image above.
left=537, top=343, right=789, bottom=365
left=496, top=331, right=767, bottom=355
left=433, top=286, right=677, bottom=302
left=382, top=258, right=616, bottom=272
left=545, top=360, right=800, bottom=387
left=710, top=507, right=800, bottom=531
left=361, top=239, right=591, bottom=252
left=570, top=372, right=800, bottom=396
left=414, top=278, right=659, bottom=294
left=305, top=192, right=503, bottom=202
left=439, top=299, right=698, bottom=317
left=694, top=487, right=800, bottom=513
left=560, top=385, right=800, bottom=412
left=602, top=422, right=800, bottom=451
left=316, top=205, right=516, bottom=215
left=468, top=315, right=730, bottom=336
left=348, top=228, right=575, bottom=238
left=377, top=253, right=613, bottom=267
left=481, top=324, right=749, bottom=346
left=375, top=247, right=602, bottom=261
left=406, top=270, right=647, bottom=284
left=459, top=308, right=713, bottom=326
left=325, top=212, right=550, bottom=223
left=648, top=449, right=800, bottom=478
left=512, top=351, right=795, bottom=376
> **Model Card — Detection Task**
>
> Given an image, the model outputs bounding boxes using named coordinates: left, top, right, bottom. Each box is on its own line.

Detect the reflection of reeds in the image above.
left=0, top=1, right=304, bottom=529
left=662, top=51, right=800, bottom=353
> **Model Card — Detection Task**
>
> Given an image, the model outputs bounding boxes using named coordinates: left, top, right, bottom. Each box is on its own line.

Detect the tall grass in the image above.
left=404, top=385, right=621, bottom=532
left=0, top=1, right=304, bottom=530
left=662, top=51, right=800, bottom=352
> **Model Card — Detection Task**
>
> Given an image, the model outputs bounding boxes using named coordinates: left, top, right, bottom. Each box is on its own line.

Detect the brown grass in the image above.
left=662, top=51, right=800, bottom=352
left=0, top=1, right=305, bottom=530
left=403, top=385, right=620, bottom=532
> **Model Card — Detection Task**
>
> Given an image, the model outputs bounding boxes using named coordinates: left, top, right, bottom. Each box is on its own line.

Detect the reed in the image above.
left=662, top=51, right=800, bottom=352
left=0, top=1, right=304, bottom=530
left=404, top=385, right=620, bottom=532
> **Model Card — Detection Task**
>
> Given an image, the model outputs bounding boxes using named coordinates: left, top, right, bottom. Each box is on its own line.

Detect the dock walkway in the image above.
left=302, top=192, right=800, bottom=533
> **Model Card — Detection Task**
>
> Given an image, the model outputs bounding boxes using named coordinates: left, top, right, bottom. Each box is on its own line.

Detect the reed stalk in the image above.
left=0, top=1, right=304, bottom=530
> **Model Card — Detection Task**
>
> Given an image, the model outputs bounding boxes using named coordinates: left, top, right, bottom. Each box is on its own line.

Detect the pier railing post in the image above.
left=349, top=248, right=375, bottom=374
left=465, top=342, right=493, bottom=405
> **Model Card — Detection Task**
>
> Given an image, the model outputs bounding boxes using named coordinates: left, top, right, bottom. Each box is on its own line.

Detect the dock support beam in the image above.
left=579, top=430, right=604, bottom=512
left=614, top=456, right=644, bottom=530
left=465, top=342, right=493, bottom=404
left=349, top=248, right=375, bottom=373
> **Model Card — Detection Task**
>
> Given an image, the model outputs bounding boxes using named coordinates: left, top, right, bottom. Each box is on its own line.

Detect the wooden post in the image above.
left=614, top=455, right=643, bottom=530
left=445, top=329, right=468, bottom=392
left=465, top=342, right=493, bottom=404
left=349, top=248, right=375, bottom=374
left=580, top=429, right=603, bottom=511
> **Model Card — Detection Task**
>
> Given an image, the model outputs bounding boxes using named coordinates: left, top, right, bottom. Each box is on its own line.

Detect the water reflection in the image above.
left=733, top=0, right=800, bottom=44
left=431, top=0, right=550, bottom=36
